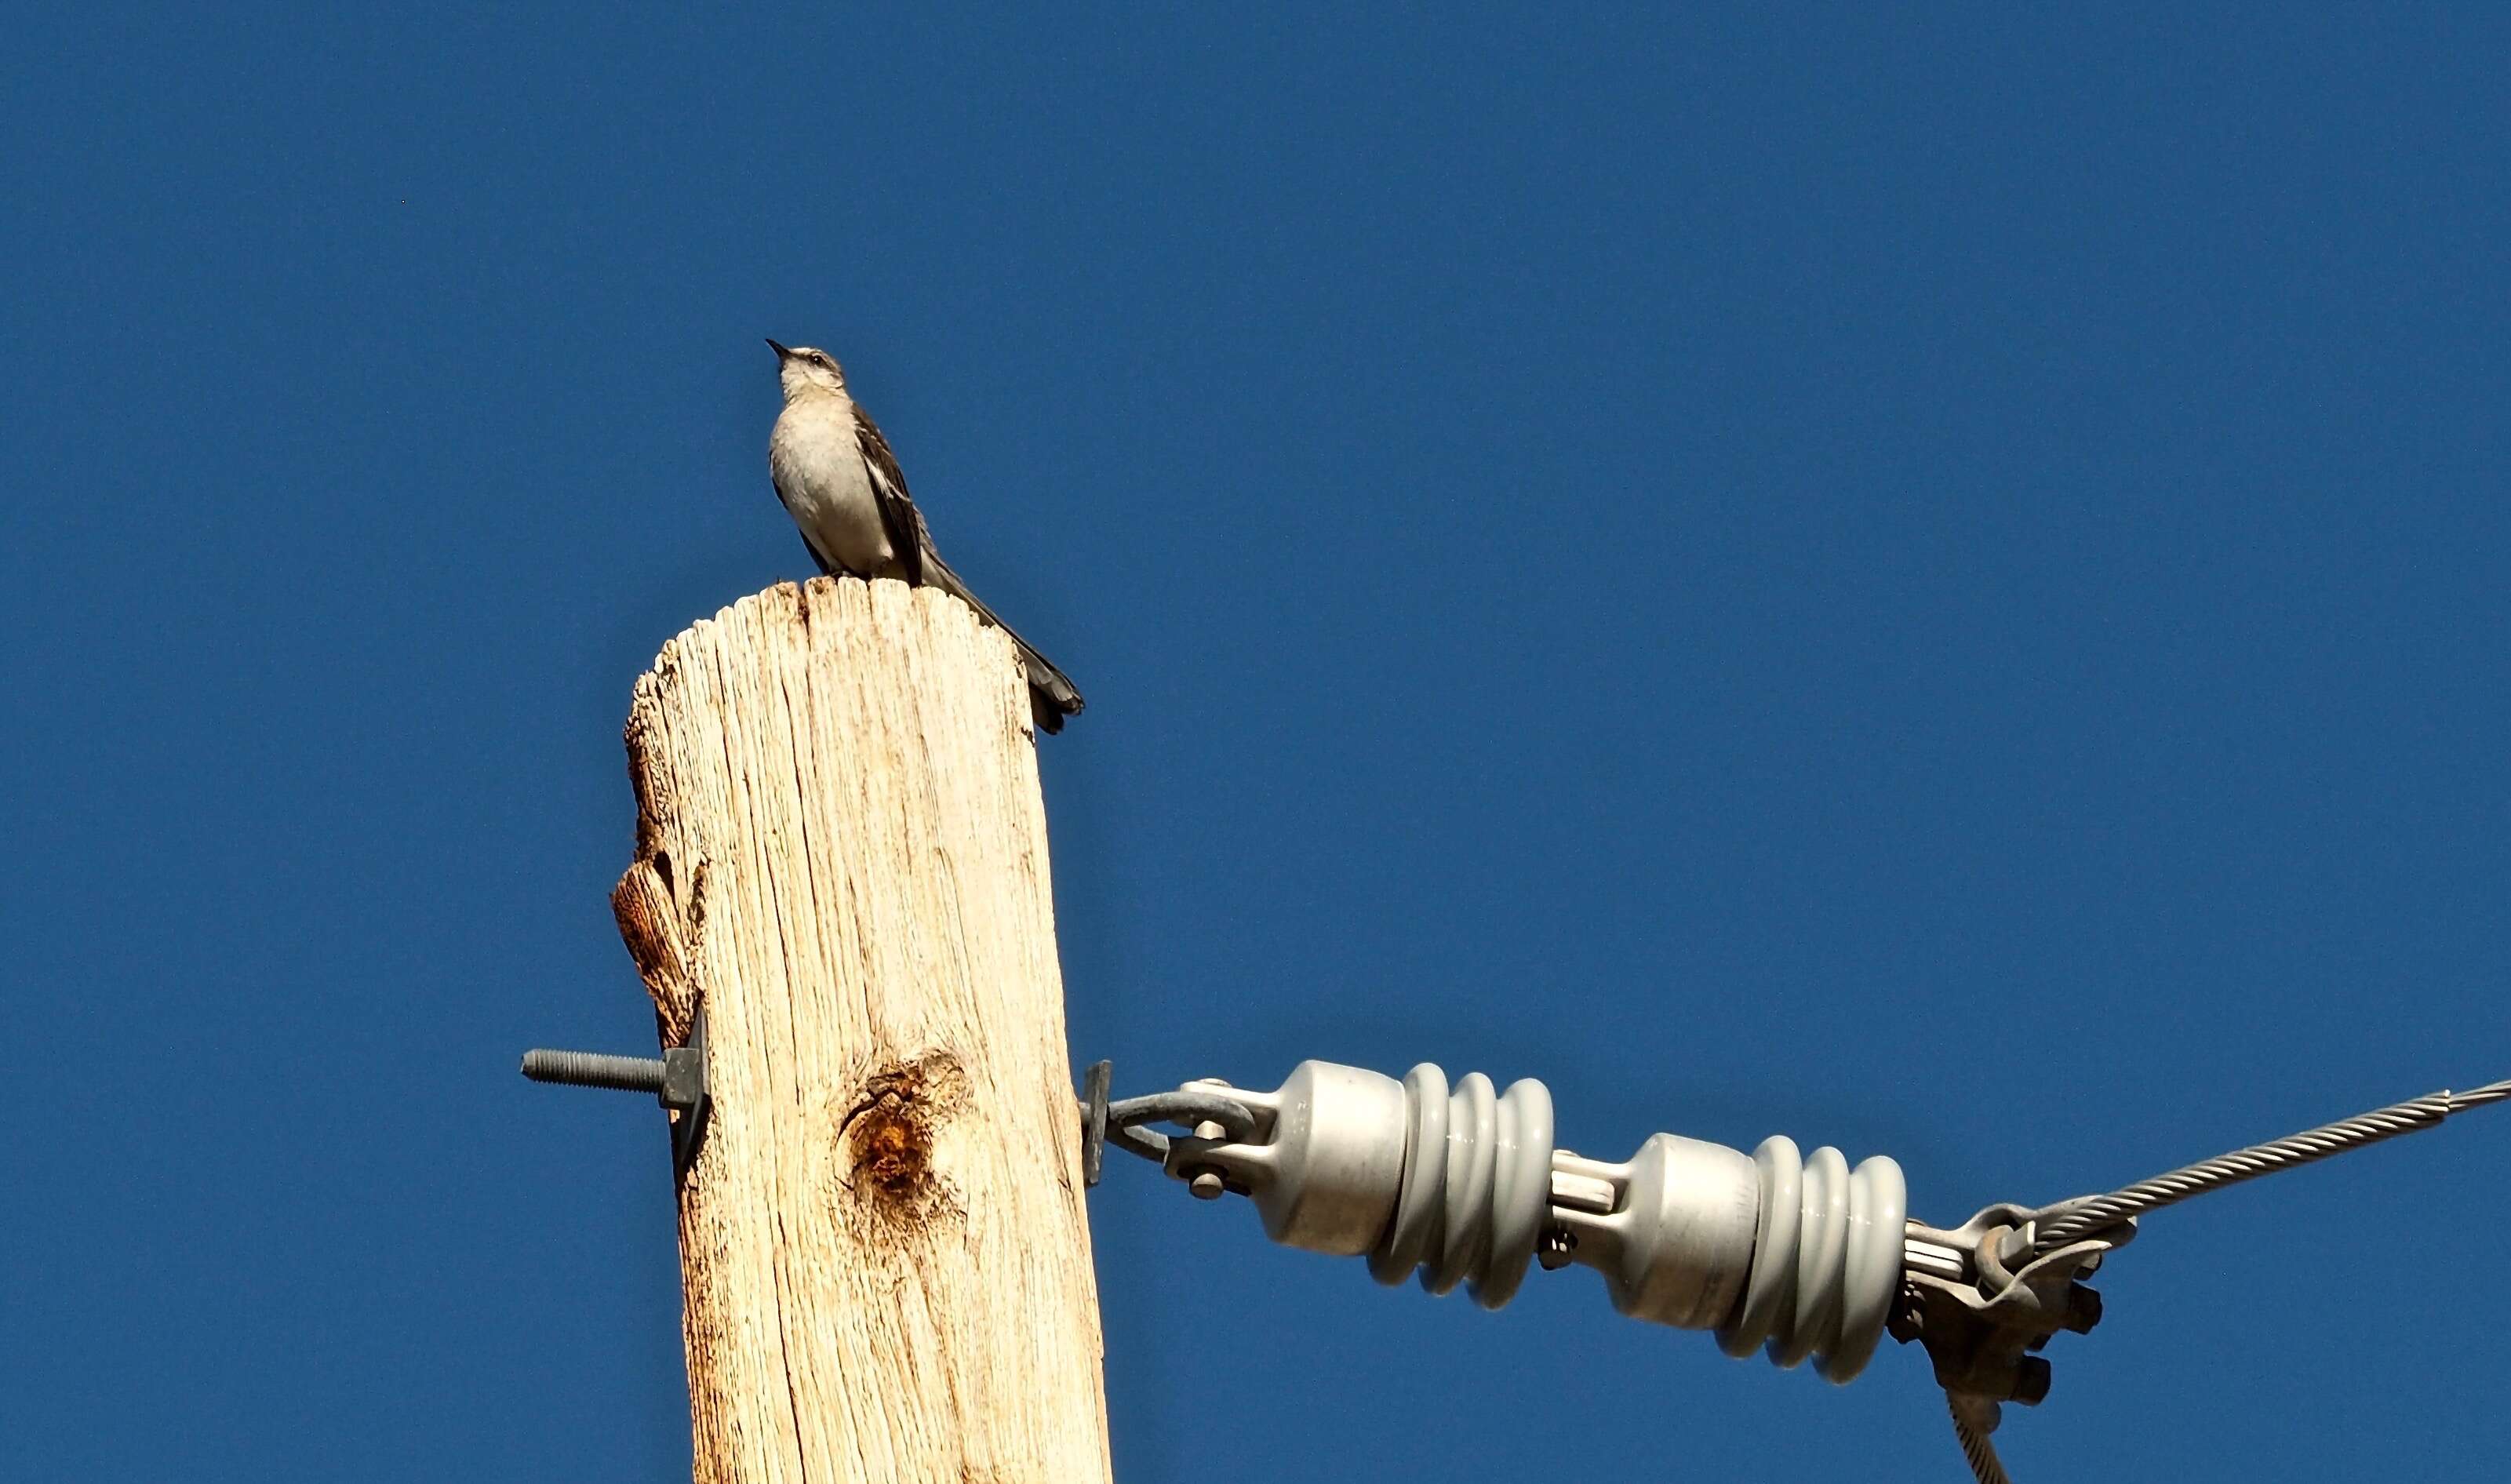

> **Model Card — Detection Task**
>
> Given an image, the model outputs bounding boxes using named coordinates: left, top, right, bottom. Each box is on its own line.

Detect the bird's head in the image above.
left=766, top=339, right=847, bottom=401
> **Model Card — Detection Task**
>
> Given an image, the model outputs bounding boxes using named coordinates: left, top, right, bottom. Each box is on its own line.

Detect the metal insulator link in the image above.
left=1157, top=1060, right=1907, bottom=1382
left=1164, top=1062, right=1556, bottom=1308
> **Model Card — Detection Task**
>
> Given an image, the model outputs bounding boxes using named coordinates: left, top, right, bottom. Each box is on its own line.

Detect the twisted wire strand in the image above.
left=1947, top=1395, right=2012, bottom=1484
left=2033, top=1077, right=2511, bottom=1255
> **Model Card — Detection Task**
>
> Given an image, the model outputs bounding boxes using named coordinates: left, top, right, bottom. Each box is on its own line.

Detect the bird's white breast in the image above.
left=770, top=392, right=895, bottom=574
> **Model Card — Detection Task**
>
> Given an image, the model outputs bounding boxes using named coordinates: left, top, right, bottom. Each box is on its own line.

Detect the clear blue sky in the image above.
left=7, top=5, right=2506, bottom=1479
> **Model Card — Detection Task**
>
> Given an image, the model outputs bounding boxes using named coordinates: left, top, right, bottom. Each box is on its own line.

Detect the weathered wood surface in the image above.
left=612, top=577, right=1109, bottom=1484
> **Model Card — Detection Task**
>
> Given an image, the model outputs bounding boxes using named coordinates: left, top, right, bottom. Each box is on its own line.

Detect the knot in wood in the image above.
left=838, top=1053, right=970, bottom=1232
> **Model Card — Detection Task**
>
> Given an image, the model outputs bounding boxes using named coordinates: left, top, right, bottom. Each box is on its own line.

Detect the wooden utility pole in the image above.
left=609, top=577, right=1112, bottom=1484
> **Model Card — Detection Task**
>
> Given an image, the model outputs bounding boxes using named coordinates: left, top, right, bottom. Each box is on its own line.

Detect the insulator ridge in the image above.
left=1163, top=1059, right=1902, bottom=1383
left=1713, top=1135, right=1906, bottom=1382
left=1363, top=1064, right=1555, bottom=1308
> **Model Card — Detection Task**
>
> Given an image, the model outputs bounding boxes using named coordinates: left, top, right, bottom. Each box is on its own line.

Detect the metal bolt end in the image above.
left=521, top=1048, right=668, bottom=1095
left=2063, top=1284, right=2103, bottom=1333
left=1537, top=1227, right=1578, bottom=1271
left=2012, top=1355, right=2053, bottom=1406
left=1187, top=1169, right=1227, bottom=1201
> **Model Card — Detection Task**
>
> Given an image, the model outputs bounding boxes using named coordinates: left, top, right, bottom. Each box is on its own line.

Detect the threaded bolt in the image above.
left=522, top=1048, right=668, bottom=1096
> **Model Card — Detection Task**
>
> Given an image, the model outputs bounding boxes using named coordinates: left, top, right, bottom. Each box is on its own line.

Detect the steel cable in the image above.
left=1947, top=1395, right=2012, bottom=1484
left=2033, top=1077, right=2511, bottom=1256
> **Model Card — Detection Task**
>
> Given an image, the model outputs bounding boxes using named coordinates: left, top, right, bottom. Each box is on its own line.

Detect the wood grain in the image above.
left=617, top=577, right=1110, bottom=1484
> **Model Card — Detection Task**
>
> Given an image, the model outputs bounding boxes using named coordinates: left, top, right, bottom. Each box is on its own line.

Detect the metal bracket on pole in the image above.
left=1079, top=1060, right=1113, bottom=1188
left=522, top=1005, right=713, bottom=1183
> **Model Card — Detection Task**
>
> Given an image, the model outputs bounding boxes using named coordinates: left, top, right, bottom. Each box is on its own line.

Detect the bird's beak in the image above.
left=766, top=338, right=792, bottom=358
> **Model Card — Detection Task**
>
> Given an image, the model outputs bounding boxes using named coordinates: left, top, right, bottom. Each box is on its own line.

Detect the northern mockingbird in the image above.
left=766, top=339, right=1085, bottom=733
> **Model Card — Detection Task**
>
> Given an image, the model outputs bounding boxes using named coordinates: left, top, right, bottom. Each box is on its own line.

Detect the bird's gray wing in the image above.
left=853, top=410, right=929, bottom=586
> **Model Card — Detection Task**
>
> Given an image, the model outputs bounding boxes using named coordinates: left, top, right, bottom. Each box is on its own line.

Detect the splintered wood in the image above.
left=616, top=577, right=1111, bottom=1484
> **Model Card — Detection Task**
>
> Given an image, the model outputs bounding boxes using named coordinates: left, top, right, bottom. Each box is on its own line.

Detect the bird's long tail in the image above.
left=919, top=551, right=1086, bottom=734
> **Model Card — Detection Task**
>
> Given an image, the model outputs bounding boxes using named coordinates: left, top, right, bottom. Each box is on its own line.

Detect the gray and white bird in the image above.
left=766, top=339, right=1084, bottom=733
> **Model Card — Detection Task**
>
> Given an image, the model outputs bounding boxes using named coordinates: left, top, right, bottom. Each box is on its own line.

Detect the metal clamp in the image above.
left=521, top=1006, right=713, bottom=1182
left=1891, top=1196, right=2134, bottom=1433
